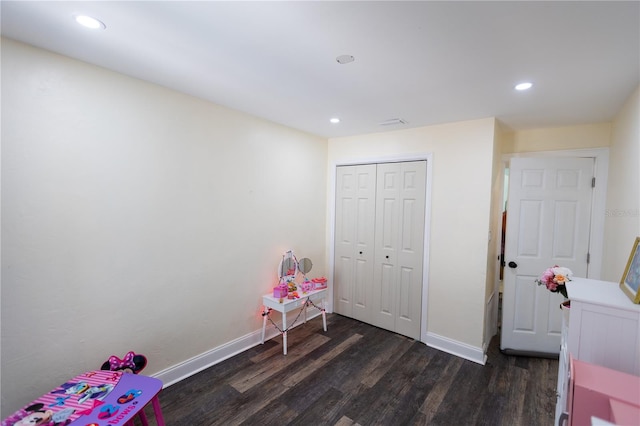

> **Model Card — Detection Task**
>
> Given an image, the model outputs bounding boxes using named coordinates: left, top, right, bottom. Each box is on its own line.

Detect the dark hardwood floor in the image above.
left=141, top=313, right=558, bottom=425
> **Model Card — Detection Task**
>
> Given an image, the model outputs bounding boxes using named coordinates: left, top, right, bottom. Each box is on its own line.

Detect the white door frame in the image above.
left=499, top=147, right=609, bottom=283
left=328, top=153, right=433, bottom=344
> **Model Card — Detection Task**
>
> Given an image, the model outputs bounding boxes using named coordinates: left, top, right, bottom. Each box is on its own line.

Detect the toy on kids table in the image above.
left=100, top=351, right=147, bottom=374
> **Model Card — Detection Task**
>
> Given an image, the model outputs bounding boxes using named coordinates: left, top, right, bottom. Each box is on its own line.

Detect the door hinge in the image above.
left=587, top=252, right=591, bottom=264
left=592, top=177, right=596, bottom=188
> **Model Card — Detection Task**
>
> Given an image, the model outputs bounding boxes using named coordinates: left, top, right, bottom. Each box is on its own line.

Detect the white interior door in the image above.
left=334, top=164, right=376, bottom=321
left=501, top=157, right=594, bottom=355
left=372, top=161, right=426, bottom=339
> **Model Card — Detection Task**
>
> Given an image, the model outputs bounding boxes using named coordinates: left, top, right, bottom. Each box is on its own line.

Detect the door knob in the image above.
left=508, top=261, right=518, bottom=268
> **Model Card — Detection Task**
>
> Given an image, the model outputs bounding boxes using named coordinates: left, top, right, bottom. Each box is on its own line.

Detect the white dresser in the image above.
left=555, top=278, right=640, bottom=425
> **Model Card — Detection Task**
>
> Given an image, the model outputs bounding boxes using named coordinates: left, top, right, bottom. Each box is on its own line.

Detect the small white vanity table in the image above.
left=261, top=250, right=328, bottom=355
left=261, top=288, right=328, bottom=355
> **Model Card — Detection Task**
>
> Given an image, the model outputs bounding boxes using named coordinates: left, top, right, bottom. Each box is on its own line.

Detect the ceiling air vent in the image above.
left=378, top=118, right=407, bottom=126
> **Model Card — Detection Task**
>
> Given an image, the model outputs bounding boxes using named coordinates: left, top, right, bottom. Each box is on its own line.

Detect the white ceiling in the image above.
left=2, top=1, right=638, bottom=139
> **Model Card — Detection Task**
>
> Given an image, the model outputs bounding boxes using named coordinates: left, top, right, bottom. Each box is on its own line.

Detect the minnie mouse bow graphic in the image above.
left=100, top=351, right=147, bottom=374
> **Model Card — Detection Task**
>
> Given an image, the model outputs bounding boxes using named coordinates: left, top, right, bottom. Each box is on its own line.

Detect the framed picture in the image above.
left=620, top=237, right=640, bottom=304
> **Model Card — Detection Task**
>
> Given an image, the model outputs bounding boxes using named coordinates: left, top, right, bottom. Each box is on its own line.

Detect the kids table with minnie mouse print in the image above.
left=1, top=369, right=165, bottom=426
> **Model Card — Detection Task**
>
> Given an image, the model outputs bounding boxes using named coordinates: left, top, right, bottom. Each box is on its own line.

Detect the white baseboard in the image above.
left=153, top=311, right=322, bottom=388
left=425, top=332, right=487, bottom=365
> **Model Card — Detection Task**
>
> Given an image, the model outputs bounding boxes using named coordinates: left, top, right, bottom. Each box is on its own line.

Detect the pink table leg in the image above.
left=138, top=410, right=149, bottom=426
left=151, top=395, right=166, bottom=426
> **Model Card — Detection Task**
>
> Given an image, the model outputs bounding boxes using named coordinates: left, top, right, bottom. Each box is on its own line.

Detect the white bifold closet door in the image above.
left=334, top=161, right=426, bottom=339
left=334, top=164, right=377, bottom=323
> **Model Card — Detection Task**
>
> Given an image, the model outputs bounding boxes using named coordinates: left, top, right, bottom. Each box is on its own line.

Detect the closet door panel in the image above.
left=373, top=163, right=401, bottom=330
left=334, top=164, right=376, bottom=322
left=395, top=162, right=426, bottom=339
left=334, top=167, right=356, bottom=316
left=375, top=261, right=396, bottom=330
left=353, top=258, right=369, bottom=312
left=398, top=266, right=414, bottom=319
left=352, top=166, right=376, bottom=322
left=335, top=255, right=354, bottom=316
left=397, top=265, right=419, bottom=337
left=372, top=161, right=426, bottom=339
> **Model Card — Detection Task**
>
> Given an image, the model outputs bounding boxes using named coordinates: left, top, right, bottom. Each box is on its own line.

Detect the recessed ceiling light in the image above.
left=74, top=15, right=106, bottom=30
left=515, top=82, right=533, bottom=91
left=330, top=117, right=340, bottom=124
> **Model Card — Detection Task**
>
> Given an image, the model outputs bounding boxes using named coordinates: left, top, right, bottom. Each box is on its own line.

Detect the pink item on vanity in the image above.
left=311, top=277, right=327, bottom=290
left=273, top=283, right=288, bottom=298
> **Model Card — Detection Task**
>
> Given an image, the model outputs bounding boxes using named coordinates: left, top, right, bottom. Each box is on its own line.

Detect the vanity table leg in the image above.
left=282, top=310, right=288, bottom=355
left=261, top=306, right=268, bottom=344
left=321, top=297, right=327, bottom=332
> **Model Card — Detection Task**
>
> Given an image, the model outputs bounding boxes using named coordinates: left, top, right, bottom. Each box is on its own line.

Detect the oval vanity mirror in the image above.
left=278, top=250, right=298, bottom=281
left=298, top=258, right=313, bottom=276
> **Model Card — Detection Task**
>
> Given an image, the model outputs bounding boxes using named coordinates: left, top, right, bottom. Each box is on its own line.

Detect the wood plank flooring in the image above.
left=141, top=314, right=558, bottom=425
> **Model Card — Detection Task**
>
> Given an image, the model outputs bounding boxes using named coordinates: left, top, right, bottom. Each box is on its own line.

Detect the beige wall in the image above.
left=328, top=118, right=497, bottom=351
left=1, top=39, right=328, bottom=416
left=502, top=122, right=611, bottom=153
left=603, top=87, right=640, bottom=281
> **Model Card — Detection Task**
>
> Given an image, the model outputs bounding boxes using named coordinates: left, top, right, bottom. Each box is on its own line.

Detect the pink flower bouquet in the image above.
left=535, top=265, right=572, bottom=299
